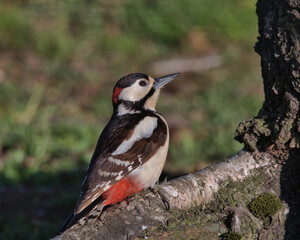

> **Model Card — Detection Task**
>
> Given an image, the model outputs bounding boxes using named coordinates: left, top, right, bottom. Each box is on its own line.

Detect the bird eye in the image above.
left=139, top=80, right=147, bottom=87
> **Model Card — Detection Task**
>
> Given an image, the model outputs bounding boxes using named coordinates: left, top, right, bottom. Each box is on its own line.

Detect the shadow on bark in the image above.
left=280, top=149, right=300, bottom=240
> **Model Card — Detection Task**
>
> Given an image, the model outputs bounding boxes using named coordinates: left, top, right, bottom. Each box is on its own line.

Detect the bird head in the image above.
left=112, top=73, right=180, bottom=114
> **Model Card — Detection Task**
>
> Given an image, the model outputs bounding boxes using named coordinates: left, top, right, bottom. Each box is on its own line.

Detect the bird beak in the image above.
left=154, top=73, right=180, bottom=89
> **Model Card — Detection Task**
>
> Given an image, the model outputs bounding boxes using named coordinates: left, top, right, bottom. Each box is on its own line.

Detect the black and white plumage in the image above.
left=60, top=72, right=180, bottom=232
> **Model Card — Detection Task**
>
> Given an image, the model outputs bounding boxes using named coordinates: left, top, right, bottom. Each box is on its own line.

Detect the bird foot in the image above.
left=150, top=186, right=170, bottom=210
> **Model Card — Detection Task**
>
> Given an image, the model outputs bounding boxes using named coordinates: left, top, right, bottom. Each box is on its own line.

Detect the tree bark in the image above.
left=235, top=0, right=300, bottom=154
left=53, top=0, right=300, bottom=239
left=52, top=151, right=285, bottom=240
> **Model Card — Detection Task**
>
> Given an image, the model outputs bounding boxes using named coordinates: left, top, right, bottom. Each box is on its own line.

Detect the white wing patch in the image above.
left=112, top=116, right=158, bottom=156
left=74, top=113, right=168, bottom=216
left=97, top=170, right=118, bottom=177
left=92, top=183, right=105, bottom=192
left=103, top=184, right=110, bottom=191
left=108, top=156, right=131, bottom=166
left=138, top=155, right=142, bottom=164
left=129, top=113, right=169, bottom=189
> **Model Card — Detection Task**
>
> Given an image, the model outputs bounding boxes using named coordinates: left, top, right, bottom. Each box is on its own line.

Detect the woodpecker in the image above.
left=60, top=72, right=180, bottom=232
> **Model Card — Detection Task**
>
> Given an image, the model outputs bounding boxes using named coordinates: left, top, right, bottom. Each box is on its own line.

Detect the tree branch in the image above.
left=52, top=150, right=279, bottom=240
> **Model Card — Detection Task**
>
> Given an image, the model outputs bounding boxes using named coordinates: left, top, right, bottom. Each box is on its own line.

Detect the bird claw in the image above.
left=150, top=186, right=170, bottom=210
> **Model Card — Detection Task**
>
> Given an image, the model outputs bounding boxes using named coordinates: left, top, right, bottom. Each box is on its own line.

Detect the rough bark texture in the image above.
left=52, top=0, right=300, bottom=239
left=235, top=0, right=300, bottom=154
left=52, top=151, right=287, bottom=240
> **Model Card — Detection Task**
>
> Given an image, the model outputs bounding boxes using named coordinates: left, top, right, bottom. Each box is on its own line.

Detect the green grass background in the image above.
left=0, top=0, right=263, bottom=239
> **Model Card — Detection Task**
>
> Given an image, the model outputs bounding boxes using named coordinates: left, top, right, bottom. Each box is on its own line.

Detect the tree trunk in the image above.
left=53, top=0, right=300, bottom=239
left=234, top=1, right=300, bottom=237
left=235, top=0, right=300, bottom=154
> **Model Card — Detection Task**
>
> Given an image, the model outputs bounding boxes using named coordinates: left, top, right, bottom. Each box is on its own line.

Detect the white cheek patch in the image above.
left=112, top=116, right=158, bottom=156
left=118, top=80, right=151, bottom=102
left=144, top=90, right=160, bottom=111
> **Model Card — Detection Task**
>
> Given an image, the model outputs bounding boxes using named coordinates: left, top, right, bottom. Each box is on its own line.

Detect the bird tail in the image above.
left=60, top=197, right=105, bottom=234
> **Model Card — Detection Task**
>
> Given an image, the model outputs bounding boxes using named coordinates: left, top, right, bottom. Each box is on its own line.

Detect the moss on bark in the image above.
left=143, top=163, right=285, bottom=240
left=249, top=193, right=282, bottom=220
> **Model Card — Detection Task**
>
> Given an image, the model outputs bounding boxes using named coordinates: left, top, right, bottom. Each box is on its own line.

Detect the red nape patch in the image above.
left=102, top=177, right=144, bottom=206
left=112, top=87, right=123, bottom=104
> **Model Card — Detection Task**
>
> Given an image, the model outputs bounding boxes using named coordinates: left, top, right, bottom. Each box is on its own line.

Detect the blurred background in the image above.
left=0, top=0, right=263, bottom=239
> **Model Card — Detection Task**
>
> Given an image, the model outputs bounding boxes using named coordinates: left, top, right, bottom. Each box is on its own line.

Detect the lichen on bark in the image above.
left=234, top=0, right=300, bottom=154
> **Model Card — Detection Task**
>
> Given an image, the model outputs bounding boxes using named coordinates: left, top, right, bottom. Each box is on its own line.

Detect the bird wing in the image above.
left=74, top=113, right=168, bottom=214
